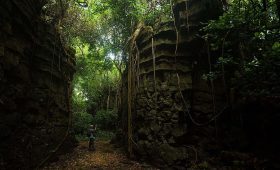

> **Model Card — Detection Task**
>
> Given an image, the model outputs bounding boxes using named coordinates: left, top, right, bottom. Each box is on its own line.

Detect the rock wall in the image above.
left=126, top=0, right=224, bottom=168
left=121, top=0, right=280, bottom=168
left=0, top=1, right=76, bottom=169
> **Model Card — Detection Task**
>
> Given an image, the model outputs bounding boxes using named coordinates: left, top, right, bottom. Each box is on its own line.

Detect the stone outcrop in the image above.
left=118, top=0, right=280, bottom=169
left=124, top=0, right=225, bottom=168
left=0, top=0, right=76, bottom=169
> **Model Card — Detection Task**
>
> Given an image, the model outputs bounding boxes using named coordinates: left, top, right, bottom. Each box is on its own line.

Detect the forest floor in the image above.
left=43, top=140, right=157, bottom=170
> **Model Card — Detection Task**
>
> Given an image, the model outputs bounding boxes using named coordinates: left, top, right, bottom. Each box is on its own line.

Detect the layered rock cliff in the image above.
left=125, top=0, right=224, bottom=167
left=0, top=1, right=76, bottom=169
left=118, top=0, right=280, bottom=168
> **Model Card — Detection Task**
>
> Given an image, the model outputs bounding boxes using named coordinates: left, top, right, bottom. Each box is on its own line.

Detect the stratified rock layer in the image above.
left=126, top=0, right=224, bottom=167
left=0, top=1, right=75, bottom=169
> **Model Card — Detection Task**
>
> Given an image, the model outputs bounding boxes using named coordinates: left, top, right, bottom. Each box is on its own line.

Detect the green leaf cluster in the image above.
left=202, top=0, right=280, bottom=96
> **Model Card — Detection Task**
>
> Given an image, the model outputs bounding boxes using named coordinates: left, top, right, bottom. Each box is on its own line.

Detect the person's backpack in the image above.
left=89, top=129, right=95, bottom=139
left=90, top=132, right=94, bottom=139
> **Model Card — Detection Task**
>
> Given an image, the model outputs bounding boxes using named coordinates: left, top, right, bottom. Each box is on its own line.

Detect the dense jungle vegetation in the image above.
left=43, top=0, right=174, bottom=137
left=45, top=0, right=280, bottom=138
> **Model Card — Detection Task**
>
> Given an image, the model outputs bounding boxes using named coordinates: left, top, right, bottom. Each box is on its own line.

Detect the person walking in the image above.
left=87, top=124, right=96, bottom=151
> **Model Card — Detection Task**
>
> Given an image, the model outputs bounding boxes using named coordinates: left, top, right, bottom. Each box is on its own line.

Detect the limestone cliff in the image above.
left=0, top=0, right=76, bottom=169
left=124, top=0, right=224, bottom=167
left=119, top=0, right=280, bottom=168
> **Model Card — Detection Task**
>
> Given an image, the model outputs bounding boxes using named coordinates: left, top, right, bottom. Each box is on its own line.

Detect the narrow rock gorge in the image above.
left=1, top=0, right=280, bottom=169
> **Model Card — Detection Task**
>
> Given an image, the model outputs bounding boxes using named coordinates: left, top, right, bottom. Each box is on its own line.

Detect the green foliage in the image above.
left=58, top=0, right=175, bottom=136
left=93, top=110, right=118, bottom=130
left=131, top=0, right=172, bottom=25
left=72, top=111, right=94, bottom=136
left=96, top=130, right=115, bottom=140
left=202, top=0, right=280, bottom=96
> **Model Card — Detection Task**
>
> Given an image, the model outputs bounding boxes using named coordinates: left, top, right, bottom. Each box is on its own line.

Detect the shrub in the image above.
left=72, top=111, right=94, bottom=137
left=93, top=109, right=118, bottom=130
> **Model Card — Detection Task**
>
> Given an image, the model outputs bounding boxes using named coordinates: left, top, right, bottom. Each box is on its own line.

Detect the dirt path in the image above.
left=43, top=140, right=157, bottom=170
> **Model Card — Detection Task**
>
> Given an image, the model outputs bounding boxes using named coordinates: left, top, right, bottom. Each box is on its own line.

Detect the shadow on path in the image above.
left=43, top=140, right=157, bottom=170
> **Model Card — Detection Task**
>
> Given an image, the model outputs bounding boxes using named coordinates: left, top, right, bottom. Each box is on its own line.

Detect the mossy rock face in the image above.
left=150, top=122, right=161, bottom=133
left=137, top=97, right=147, bottom=107
left=0, top=1, right=76, bottom=169
left=171, top=127, right=186, bottom=137
left=0, top=124, right=12, bottom=138
left=122, top=0, right=225, bottom=168
left=0, top=44, right=4, bottom=52
left=159, top=144, right=177, bottom=164
left=138, top=127, right=150, bottom=136
left=158, top=144, right=188, bottom=165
